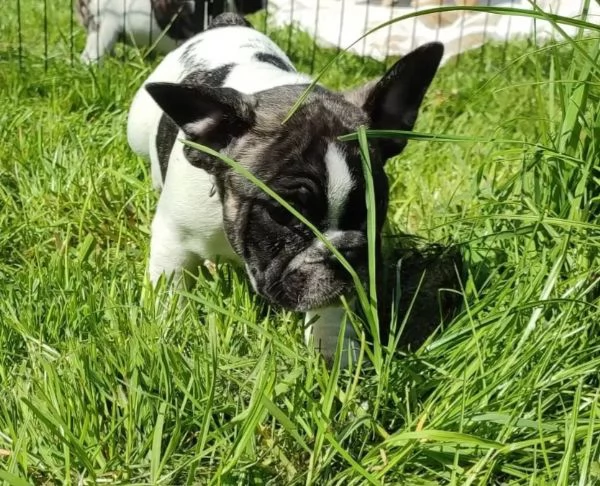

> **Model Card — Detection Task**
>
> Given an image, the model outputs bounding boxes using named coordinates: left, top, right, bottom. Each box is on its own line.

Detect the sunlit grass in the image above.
left=0, top=1, right=599, bottom=484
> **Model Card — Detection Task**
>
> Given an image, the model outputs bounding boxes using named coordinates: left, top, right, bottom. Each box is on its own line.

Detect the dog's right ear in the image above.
left=145, top=82, right=256, bottom=149
left=344, top=42, right=444, bottom=160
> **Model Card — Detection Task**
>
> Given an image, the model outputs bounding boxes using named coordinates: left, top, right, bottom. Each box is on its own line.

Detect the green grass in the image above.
left=1, top=1, right=600, bottom=484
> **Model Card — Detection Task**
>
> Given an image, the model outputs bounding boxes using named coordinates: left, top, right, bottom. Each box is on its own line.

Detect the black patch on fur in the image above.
left=152, top=0, right=205, bottom=41
left=156, top=113, right=179, bottom=181
left=207, top=12, right=252, bottom=29
left=337, top=143, right=388, bottom=232
left=233, top=0, right=265, bottom=14
left=204, top=64, right=234, bottom=86
left=182, top=64, right=234, bottom=88
left=254, top=52, right=293, bottom=72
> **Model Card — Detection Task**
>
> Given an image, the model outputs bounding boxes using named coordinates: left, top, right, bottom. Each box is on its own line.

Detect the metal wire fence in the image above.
left=2, top=0, right=598, bottom=75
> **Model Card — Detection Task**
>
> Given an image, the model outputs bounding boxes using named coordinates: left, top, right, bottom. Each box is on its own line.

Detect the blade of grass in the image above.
left=578, top=389, right=598, bottom=486
left=324, top=431, right=381, bottom=485
left=21, top=398, right=96, bottom=477
left=260, top=396, right=311, bottom=454
left=383, top=429, right=505, bottom=450
left=557, top=380, right=583, bottom=485
left=357, top=125, right=381, bottom=359
left=150, top=401, right=167, bottom=483
left=340, top=129, right=590, bottom=167
left=185, top=314, right=219, bottom=485
left=217, top=349, right=275, bottom=479
left=0, top=470, right=30, bottom=486
left=306, top=314, right=345, bottom=484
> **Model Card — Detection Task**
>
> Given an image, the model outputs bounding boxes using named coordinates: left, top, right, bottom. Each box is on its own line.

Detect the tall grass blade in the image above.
left=357, top=125, right=381, bottom=362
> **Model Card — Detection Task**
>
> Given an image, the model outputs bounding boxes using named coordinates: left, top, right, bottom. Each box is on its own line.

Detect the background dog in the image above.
left=76, top=0, right=264, bottom=63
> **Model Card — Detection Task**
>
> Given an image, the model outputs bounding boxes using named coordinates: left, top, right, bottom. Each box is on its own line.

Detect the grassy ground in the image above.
left=1, top=2, right=600, bottom=484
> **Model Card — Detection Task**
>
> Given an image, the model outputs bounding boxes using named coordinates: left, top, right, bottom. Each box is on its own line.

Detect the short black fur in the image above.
left=156, top=114, right=179, bottom=182
left=152, top=0, right=205, bottom=41
left=206, top=12, right=252, bottom=30
left=182, top=64, right=234, bottom=88
left=254, top=52, right=293, bottom=72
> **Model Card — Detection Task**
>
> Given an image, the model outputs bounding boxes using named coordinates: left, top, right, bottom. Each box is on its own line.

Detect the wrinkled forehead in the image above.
left=228, top=130, right=367, bottom=203
left=252, top=85, right=370, bottom=136
left=228, top=133, right=368, bottom=233
left=228, top=87, right=370, bottom=190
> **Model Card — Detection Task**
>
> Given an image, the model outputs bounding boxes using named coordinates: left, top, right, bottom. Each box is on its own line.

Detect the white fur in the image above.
left=245, top=263, right=258, bottom=292
left=128, top=25, right=358, bottom=366
left=148, top=141, right=237, bottom=286
left=325, top=143, right=354, bottom=230
left=301, top=230, right=362, bottom=367
left=304, top=306, right=360, bottom=365
left=291, top=143, right=355, bottom=365
left=80, top=0, right=180, bottom=64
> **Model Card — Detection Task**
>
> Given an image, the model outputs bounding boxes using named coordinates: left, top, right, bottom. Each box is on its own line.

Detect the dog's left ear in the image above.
left=345, top=42, right=444, bottom=160
left=145, top=82, right=255, bottom=168
left=145, top=82, right=256, bottom=174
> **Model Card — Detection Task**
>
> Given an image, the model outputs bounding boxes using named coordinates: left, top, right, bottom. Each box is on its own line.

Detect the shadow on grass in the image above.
left=377, top=235, right=465, bottom=351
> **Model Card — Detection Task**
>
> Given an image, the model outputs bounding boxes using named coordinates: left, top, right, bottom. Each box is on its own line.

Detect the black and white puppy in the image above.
left=127, top=14, right=443, bottom=364
left=77, top=0, right=264, bottom=63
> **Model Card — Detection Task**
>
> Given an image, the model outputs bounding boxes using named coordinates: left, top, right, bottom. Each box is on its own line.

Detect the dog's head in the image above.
left=146, top=42, right=443, bottom=311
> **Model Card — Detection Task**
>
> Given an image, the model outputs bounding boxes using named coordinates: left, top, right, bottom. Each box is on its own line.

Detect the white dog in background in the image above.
left=76, top=0, right=264, bottom=63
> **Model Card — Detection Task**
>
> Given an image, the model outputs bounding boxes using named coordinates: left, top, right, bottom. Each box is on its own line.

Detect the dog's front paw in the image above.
left=305, top=306, right=365, bottom=368
left=80, top=52, right=97, bottom=65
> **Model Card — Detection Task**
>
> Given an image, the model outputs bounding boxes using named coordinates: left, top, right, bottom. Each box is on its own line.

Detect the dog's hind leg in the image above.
left=81, top=13, right=122, bottom=63
left=78, top=0, right=126, bottom=64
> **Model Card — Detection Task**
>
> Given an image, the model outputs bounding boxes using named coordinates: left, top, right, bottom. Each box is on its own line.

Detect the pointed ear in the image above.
left=346, top=42, right=444, bottom=160
left=145, top=82, right=255, bottom=148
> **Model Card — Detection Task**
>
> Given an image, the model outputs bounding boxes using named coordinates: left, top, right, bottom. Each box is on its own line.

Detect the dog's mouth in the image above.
left=265, top=279, right=352, bottom=312
left=255, top=258, right=361, bottom=312
left=295, top=285, right=350, bottom=311
left=245, top=231, right=369, bottom=311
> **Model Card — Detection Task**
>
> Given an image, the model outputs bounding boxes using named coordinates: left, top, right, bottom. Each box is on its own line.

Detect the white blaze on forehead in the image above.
left=325, top=143, right=354, bottom=230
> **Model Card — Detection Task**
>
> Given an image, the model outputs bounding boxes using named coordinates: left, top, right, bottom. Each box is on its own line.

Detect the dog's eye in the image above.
left=266, top=187, right=313, bottom=226
left=266, top=202, right=295, bottom=226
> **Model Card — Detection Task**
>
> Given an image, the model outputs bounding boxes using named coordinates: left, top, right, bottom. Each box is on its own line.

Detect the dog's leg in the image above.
left=81, top=18, right=121, bottom=64
left=305, top=306, right=361, bottom=368
left=149, top=212, right=200, bottom=291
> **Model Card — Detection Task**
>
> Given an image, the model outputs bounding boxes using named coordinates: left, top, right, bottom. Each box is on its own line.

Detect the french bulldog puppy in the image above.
left=127, top=13, right=443, bottom=365
left=76, top=0, right=264, bottom=63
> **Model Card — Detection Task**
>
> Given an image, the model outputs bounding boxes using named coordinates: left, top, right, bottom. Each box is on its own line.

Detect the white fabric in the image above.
left=267, top=0, right=600, bottom=64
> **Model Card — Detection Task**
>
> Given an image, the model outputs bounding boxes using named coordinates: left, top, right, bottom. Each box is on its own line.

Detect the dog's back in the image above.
left=127, top=15, right=309, bottom=190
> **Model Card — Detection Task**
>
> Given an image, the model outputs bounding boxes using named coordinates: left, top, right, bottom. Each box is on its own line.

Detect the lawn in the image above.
left=1, top=1, right=599, bottom=484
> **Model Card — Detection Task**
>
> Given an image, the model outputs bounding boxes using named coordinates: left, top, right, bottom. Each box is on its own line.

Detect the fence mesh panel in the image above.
left=2, top=1, right=598, bottom=75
